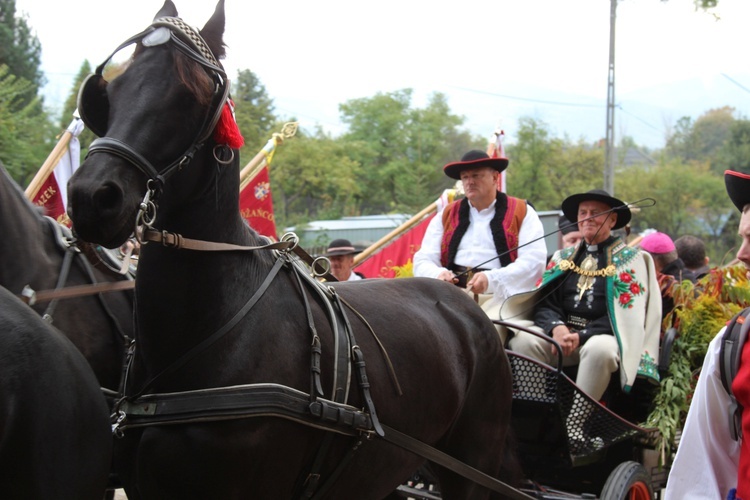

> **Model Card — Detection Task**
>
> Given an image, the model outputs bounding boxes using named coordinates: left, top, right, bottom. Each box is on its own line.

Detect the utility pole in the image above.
left=604, top=0, right=617, bottom=195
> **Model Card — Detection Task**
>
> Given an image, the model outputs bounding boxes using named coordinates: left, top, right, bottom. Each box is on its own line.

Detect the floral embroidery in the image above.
left=637, top=351, right=659, bottom=381
left=613, top=268, right=645, bottom=309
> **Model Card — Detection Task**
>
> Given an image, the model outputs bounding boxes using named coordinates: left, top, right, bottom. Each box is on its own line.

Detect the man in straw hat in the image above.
left=413, top=150, right=547, bottom=327
left=503, top=189, right=661, bottom=414
left=666, top=170, right=750, bottom=500
left=324, top=239, right=365, bottom=281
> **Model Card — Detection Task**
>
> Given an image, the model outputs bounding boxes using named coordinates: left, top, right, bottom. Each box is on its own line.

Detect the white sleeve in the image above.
left=413, top=213, right=448, bottom=279
left=665, top=331, right=740, bottom=499
left=484, top=204, right=547, bottom=302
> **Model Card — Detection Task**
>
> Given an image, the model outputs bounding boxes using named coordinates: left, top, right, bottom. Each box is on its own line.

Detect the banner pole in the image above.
left=238, top=122, right=299, bottom=189
left=25, top=125, right=75, bottom=200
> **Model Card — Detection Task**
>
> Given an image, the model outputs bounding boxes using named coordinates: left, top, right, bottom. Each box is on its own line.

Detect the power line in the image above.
left=448, top=85, right=603, bottom=108
left=722, top=73, right=750, bottom=95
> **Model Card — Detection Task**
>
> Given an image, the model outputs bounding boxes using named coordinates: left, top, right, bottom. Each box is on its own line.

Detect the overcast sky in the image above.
left=14, top=0, right=750, bottom=150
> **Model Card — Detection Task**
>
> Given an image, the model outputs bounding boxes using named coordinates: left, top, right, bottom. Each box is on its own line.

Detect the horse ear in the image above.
left=154, top=0, right=178, bottom=20
left=200, top=0, right=226, bottom=60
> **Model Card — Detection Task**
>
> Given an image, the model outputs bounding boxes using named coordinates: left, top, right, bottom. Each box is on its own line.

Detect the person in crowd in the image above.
left=324, top=239, right=365, bottom=281
left=413, top=150, right=547, bottom=332
left=666, top=170, right=750, bottom=500
left=674, top=234, right=711, bottom=279
left=503, top=189, right=661, bottom=408
left=639, top=231, right=696, bottom=320
left=559, top=214, right=583, bottom=249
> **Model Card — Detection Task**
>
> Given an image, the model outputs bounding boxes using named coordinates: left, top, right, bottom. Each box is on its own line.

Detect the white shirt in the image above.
left=347, top=272, right=363, bottom=281
left=665, top=330, right=740, bottom=499
left=413, top=199, right=546, bottom=306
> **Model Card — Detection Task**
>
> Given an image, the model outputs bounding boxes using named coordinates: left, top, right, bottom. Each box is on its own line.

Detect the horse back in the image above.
left=0, top=287, right=112, bottom=500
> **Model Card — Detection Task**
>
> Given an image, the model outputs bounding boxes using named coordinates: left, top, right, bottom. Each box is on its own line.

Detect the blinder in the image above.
left=77, top=73, right=109, bottom=138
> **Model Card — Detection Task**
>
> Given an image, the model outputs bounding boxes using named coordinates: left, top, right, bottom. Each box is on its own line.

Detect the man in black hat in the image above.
left=667, top=170, right=750, bottom=499
left=503, top=189, right=661, bottom=410
left=324, top=239, right=365, bottom=281
left=413, top=150, right=547, bottom=329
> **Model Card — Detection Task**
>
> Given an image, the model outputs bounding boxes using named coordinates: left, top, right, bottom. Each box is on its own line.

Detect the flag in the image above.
left=354, top=190, right=456, bottom=278
left=27, top=118, right=85, bottom=226
left=239, top=162, right=277, bottom=239
left=486, top=128, right=507, bottom=193
left=238, top=132, right=288, bottom=240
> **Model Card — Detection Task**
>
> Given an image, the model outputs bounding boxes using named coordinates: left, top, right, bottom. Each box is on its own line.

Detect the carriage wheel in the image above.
left=600, top=461, right=654, bottom=500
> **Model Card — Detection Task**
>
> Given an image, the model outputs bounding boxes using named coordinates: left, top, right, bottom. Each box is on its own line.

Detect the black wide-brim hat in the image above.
left=725, top=169, right=750, bottom=212
left=561, top=189, right=631, bottom=230
left=443, top=150, right=509, bottom=180
left=324, top=238, right=359, bottom=257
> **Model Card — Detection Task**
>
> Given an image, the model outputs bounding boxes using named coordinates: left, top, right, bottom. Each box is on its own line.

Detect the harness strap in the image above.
left=379, top=424, right=535, bottom=500
left=112, top=382, right=531, bottom=499
left=129, top=256, right=286, bottom=399
left=143, top=228, right=294, bottom=252
left=331, top=291, right=384, bottom=438
left=20, top=280, right=136, bottom=305
left=720, top=307, right=750, bottom=441
left=40, top=245, right=76, bottom=323
left=115, top=383, right=371, bottom=435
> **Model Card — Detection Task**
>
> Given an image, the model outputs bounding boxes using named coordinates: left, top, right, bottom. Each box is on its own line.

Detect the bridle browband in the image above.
left=81, top=17, right=230, bottom=193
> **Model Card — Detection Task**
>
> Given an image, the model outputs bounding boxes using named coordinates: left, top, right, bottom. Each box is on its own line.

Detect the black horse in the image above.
left=0, top=161, right=132, bottom=392
left=67, top=2, right=514, bottom=498
left=0, top=285, right=112, bottom=499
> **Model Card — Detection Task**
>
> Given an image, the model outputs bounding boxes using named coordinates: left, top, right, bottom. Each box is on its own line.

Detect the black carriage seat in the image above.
left=494, top=321, right=658, bottom=466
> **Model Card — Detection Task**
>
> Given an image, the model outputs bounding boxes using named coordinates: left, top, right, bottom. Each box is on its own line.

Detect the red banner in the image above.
left=354, top=214, right=434, bottom=278
left=30, top=174, right=68, bottom=224
left=239, top=165, right=277, bottom=239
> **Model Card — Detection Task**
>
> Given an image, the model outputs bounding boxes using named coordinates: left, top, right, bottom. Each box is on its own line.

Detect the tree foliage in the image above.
left=0, top=0, right=43, bottom=107
left=233, top=69, right=276, bottom=165
left=58, top=60, right=96, bottom=152
left=0, top=65, right=53, bottom=182
left=340, top=89, right=481, bottom=214
left=270, top=126, right=363, bottom=229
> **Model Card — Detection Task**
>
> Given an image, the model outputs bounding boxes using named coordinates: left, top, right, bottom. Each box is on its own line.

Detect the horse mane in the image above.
left=0, top=164, right=47, bottom=221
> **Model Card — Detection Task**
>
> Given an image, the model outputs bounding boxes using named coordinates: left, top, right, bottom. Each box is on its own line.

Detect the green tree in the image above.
left=340, top=89, right=481, bottom=214
left=59, top=60, right=96, bottom=152
left=616, top=160, right=725, bottom=238
left=270, top=126, right=363, bottom=229
left=666, top=107, right=735, bottom=172
left=505, top=117, right=558, bottom=209
left=717, top=118, right=750, bottom=173
left=232, top=69, right=276, bottom=164
left=0, top=65, right=53, bottom=182
left=0, top=0, right=43, bottom=107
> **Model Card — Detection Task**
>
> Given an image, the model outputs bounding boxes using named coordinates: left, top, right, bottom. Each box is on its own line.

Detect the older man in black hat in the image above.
left=667, top=170, right=750, bottom=499
left=503, top=189, right=661, bottom=408
left=325, top=239, right=365, bottom=281
left=413, top=150, right=547, bottom=330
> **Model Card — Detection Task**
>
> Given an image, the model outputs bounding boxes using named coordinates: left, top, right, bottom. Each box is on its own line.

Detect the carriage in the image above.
left=397, top=321, right=672, bottom=500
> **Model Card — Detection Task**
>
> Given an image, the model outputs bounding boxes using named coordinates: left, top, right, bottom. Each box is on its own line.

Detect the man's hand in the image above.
left=437, top=270, right=458, bottom=284
left=466, top=272, right=489, bottom=294
left=550, top=325, right=580, bottom=357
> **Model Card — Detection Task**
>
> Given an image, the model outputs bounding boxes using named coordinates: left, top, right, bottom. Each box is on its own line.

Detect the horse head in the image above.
left=68, top=0, right=234, bottom=249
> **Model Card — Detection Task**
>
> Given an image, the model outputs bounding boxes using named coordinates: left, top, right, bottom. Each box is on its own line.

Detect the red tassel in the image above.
left=213, top=100, right=244, bottom=149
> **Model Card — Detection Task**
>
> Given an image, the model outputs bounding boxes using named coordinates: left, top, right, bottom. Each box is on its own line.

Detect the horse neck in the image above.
left=0, top=176, right=58, bottom=291
left=133, top=150, right=276, bottom=361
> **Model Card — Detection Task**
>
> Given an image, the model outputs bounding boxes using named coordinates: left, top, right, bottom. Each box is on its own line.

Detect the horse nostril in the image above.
left=93, top=182, right=123, bottom=213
